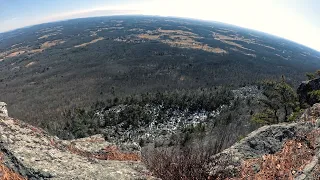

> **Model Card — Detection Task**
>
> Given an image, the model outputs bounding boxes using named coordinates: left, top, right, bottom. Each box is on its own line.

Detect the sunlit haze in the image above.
left=0, top=0, right=319, bottom=51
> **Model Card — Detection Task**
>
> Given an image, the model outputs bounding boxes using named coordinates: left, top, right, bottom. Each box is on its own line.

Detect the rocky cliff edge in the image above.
left=0, top=111, right=156, bottom=180
left=207, top=103, right=320, bottom=179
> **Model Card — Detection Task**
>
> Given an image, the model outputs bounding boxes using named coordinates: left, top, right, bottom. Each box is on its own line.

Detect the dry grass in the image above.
left=74, top=37, right=104, bottom=48
left=28, top=49, right=44, bottom=54
left=213, top=32, right=275, bottom=54
left=38, top=33, right=59, bottom=40
left=240, top=140, right=313, bottom=179
left=213, top=33, right=256, bottom=54
left=0, top=39, right=65, bottom=60
left=41, top=40, right=65, bottom=49
left=138, top=28, right=227, bottom=54
left=67, top=144, right=141, bottom=161
left=97, top=146, right=141, bottom=161
left=5, top=51, right=26, bottom=58
left=0, top=152, right=26, bottom=180
left=25, top=62, right=37, bottom=68
left=137, top=34, right=160, bottom=40
left=51, top=139, right=141, bottom=162
left=237, top=130, right=320, bottom=180
left=158, top=29, right=197, bottom=36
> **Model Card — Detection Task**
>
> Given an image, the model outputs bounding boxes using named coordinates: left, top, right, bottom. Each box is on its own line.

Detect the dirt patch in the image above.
left=25, top=61, right=37, bottom=68
left=6, top=51, right=26, bottom=58
left=74, top=37, right=104, bottom=48
left=41, top=40, right=65, bottom=49
left=29, top=49, right=44, bottom=54
left=0, top=40, right=65, bottom=61
left=38, top=33, right=59, bottom=40
left=213, top=32, right=275, bottom=52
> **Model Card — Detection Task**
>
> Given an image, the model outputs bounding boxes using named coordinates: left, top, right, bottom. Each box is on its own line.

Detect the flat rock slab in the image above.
left=0, top=117, right=156, bottom=180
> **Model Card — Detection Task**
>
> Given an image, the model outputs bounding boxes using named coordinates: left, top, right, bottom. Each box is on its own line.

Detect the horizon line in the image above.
left=1, top=14, right=320, bottom=53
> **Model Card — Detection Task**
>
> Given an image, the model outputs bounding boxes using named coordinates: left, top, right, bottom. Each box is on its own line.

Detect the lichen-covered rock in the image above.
left=207, top=103, right=320, bottom=179
left=0, top=115, right=157, bottom=180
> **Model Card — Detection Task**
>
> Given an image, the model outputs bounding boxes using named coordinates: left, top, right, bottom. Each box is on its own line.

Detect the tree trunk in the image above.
left=284, top=105, right=288, bottom=122
left=274, top=109, right=279, bottom=123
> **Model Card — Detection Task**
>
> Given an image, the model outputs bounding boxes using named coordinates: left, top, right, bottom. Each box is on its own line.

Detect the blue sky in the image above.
left=0, top=0, right=319, bottom=51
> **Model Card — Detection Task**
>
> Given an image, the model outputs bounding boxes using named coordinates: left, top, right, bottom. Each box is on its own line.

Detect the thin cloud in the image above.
left=38, top=6, right=141, bottom=23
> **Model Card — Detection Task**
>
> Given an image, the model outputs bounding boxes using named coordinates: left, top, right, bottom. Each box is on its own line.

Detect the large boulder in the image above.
left=0, top=114, right=157, bottom=179
left=297, top=78, right=320, bottom=106
left=206, top=103, right=320, bottom=179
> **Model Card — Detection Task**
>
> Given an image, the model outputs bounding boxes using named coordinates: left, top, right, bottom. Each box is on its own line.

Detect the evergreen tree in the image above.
left=252, top=78, right=298, bottom=124
left=306, top=72, right=316, bottom=80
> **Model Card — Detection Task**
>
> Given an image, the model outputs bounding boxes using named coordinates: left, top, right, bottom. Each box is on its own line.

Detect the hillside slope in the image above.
left=0, top=16, right=320, bottom=132
left=1, top=103, right=320, bottom=179
left=1, top=79, right=320, bottom=179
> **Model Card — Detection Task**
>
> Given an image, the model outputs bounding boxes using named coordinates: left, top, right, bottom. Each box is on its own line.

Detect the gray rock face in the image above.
left=297, top=78, right=320, bottom=106
left=206, top=103, right=320, bottom=179
left=0, top=116, right=157, bottom=180
left=0, top=102, right=8, bottom=117
left=98, top=86, right=263, bottom=147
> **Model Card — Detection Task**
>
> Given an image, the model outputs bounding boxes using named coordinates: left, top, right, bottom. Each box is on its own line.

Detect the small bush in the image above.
left=142, top=146, right=212, bottom=180
left=306, top=72, right=316, bottom=80
left=142, top=130, right=231, bottom=180
left=308, top=90, right=320, bottom=102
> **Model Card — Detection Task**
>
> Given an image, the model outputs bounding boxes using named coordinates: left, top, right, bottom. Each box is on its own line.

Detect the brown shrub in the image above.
left=95, top=145, right=141, bottom=161
left=142, top=136, right=229, bottom=180
left=65, top=144, right=141, bottom=161
left=142, top=146, right=210, bottom=180
left=239, top=130, right=320, bottom=180
left=0, top=152, right=26, bottom=180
